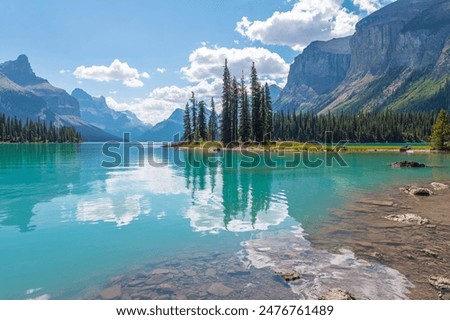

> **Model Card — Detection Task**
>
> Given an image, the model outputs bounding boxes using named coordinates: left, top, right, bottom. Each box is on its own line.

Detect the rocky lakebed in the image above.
left=90, top=180, right=450, bottom=300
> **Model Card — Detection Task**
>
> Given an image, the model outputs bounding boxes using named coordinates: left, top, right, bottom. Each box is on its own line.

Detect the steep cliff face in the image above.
left=276, top=0, right=450, bottom=114
left=348, top=0, right=435, bottom=77
left=274, top=37, right=351, bottom=112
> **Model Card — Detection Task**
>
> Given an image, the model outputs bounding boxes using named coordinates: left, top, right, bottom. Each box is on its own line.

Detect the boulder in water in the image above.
left=320, top=288, right=356, bottom=300
left=399, top=186, right=433, bottom=196
left=385, top=213, right=430, bottom=225
left=275, top=270, right=301, bottom=282
left=390, top=161, right=426, bottom=168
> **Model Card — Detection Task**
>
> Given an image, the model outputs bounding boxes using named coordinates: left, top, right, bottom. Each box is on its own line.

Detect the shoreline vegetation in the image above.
left=0, top=113, right=81, bottom=143
left=179, top=59, right=449, bottom=153
left=171, top=141, right=437, bottom=153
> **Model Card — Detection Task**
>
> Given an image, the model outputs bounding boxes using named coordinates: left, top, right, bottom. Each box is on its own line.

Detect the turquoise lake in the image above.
left=0, top=143, right=449, bottom=299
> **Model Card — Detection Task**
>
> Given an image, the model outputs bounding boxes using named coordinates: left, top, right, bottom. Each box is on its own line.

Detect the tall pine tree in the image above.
left=221, top=59, right=232, bottom=144
left=250, top=62, right=263, bottom=142
left=239, top=72, right=251, bottom=142
left=190, top=92, right=198, bottom=141
left=208, top=97, right=218, bottom=141
left=198, top=100, right=208, bottom=141
left=264, top=83, right=273, bottom=142
left=183, top=102, right=192, bottom=142
left=430, top=109, right=450, bottom=150
left=230, top=77, right=239, bottom=142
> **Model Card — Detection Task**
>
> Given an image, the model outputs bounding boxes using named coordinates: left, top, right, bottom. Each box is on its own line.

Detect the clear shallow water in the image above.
left=0, top=144, right=449, bottom=299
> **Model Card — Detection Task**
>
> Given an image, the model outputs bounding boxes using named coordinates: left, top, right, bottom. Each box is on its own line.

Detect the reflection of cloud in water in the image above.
left=105, top=165, right=189, bottom=195
left=32, top=164, right=189, bottom=227
left=240, top=226, right=413, bottom=299
left=76, top=195, right=150, bottom=227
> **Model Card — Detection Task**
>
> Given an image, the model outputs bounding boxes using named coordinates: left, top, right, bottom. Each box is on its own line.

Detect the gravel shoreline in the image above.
left=308, top=181, right=450, bottom=299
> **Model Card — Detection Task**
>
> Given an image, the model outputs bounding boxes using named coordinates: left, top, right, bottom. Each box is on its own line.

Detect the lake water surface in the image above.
left=0, top=144, right=449, bottom=299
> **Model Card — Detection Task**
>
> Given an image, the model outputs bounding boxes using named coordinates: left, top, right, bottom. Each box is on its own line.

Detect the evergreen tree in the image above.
left=198, top=100, right=208, bottom=141
left=271, top=110, right=437, bottom=143
left=221, top=59, right=232, bottom=144
left=183, top=102, right=192, bottom=142
left=264, top=83, right=273, bottom=142
left=250, top=62, right=263, bottom=142
left=0, top=113, right=81, bottom=143
left=230, top=77, right=239, bottom=142
left=208, top=97, right=218, bottom=141
left=190, top=92, right=198, bottom=141
left=239, top=72, right=251, bottom=142
left=430, top=109, right=450, bottom=150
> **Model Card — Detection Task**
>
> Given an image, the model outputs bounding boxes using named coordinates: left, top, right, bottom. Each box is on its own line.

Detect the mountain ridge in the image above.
left=274, top=0, right=450, bottom=114
left=0, top=55, right=116, bottom=141
left=72, top=88, right=151, bottom=138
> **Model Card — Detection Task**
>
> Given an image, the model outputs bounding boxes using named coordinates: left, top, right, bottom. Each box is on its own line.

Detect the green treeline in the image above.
left=0, top=113, right=81, bottom=143
left=273, top=111, right=437, bottom=143
left=183, top=60, right=273, bottom=144
left=184, top=60, right=449, bottom=145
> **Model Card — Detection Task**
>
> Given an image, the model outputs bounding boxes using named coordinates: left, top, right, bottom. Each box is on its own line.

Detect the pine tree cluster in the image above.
left=221, top=60, right=273, bottom=144
left=183, top=93, right=218, bottom=143
left=0, top=113, right=81, bottom=143
left=273, top=111, right=437, bottom=143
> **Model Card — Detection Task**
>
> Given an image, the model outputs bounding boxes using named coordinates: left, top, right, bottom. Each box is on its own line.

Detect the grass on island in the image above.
left=172, top=141, right=432, bottom=153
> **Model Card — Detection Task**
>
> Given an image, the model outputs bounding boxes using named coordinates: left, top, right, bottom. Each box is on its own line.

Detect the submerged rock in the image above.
left=100, top=285, right=122, bottom=299
left=207, top=283, right=234, bottom=297
left=385, top=213, right=430, bottom=225
left=429, top=276, right=450, bottom=291
left=320, top=288, right=356, bottom=300
left=275, top=270, right=301, bottom=282
left=357, top=199, right=395, bottom=207
left=430, top=182, right=449, bottom=191
left=420, top=249, right=439, bottom=258
left=372, top=252, right=384, bottom=260
left=390, top=161, right=426, bottom=168
left=399, top=186, right=433, bottom=196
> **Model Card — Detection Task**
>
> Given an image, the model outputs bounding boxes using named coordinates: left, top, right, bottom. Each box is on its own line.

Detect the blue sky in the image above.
left=0, top=0, right=395, bottom=124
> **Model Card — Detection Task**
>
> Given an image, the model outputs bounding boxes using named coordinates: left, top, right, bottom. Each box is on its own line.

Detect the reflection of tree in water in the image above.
left=222, top=168, right=240, bottom=229
left=182, top=152, right=209, bottom=196
left=0, top=144, right=79, bottom=232
left=181, top=151, right=274, bottom=230
left=248, top=169, right=272, bottom=227
left=222, top=156, right=273, bottom=229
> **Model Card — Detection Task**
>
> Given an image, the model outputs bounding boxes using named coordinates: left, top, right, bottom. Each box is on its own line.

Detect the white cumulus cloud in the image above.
left=73, top=59, right=150, bottom=87
left=236, top=0, right=359, bottom=51
left=106, top=79, right=222, bottom=125
left=181, top=46, right=289, bottom=83
left=156, top=67, right=166, bottom=74
left=353, top=0, right=395, bottom=14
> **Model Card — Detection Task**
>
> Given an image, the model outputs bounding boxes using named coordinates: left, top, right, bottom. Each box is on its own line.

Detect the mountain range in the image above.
left=274, top=0, right=450, bottom=114
left=0, top=55, right=154, bottom=141
left=2, top=0, right=450, bottom=142
left=71, top=88, right=151, bottom=139
left=0, top=55, right=118, bottom=141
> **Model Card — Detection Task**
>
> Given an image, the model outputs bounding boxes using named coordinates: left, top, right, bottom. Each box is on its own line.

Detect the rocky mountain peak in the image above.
left=71, top=88, right=92, bottom=100
left=168, top=108, right=184, bottom=122
left=0, top=54, right=47, bottom=87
